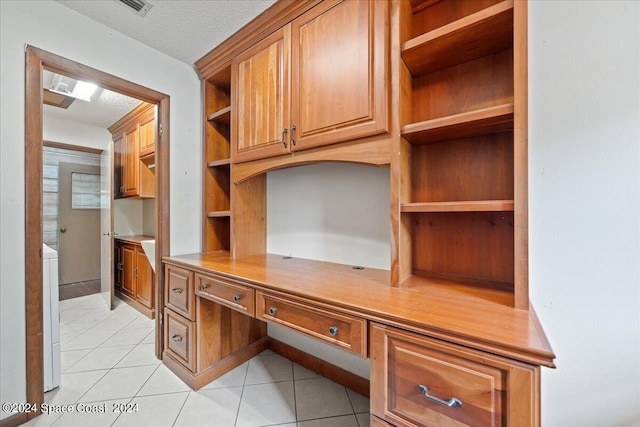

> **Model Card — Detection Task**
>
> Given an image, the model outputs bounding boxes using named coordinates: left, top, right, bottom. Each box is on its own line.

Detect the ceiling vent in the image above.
left=117, top=0, right=153, bottom=17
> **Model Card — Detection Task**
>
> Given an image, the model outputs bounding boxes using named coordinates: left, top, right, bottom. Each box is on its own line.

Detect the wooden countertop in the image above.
left=163, top=251, right=555, bottom=368
left=115, top=235, right=154, bottom=245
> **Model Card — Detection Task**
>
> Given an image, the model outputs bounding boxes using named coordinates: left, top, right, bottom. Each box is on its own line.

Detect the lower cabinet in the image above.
left=162, top=262, right=267, bottom=389
left=114, top=239, right=155, bottom=318
left=370, top=323, right=540, bottom=427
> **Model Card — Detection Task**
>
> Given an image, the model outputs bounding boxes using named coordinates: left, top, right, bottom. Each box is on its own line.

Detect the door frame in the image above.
left=24, top=45, right=170, bottom=420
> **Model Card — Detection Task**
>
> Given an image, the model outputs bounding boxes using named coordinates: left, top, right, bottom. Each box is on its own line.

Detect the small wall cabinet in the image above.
left=114, top=238, right=155, bottom=318
left=109, top=103, right=156, bottom=199
left=231, top=0, right=389, bottom=163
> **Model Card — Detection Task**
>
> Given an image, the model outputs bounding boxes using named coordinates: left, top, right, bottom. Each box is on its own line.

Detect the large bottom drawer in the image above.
left=164, top=308, right=195, bottom=371
left=371, top=323, right=540, bottom=427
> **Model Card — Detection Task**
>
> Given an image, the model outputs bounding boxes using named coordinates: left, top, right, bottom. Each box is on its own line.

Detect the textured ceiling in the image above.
left=46, top=0, right=276, bottom=128
left=56, top=0, right=277, bottom=65
left=43, top=70, right=143, bottom=129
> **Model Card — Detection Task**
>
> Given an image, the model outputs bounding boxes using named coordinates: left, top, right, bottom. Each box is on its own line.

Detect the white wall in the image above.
left=0, top=1, right=201, bottom=419
left=267, top=163, right=390, bottom=377
left=43, top=115, right=112, bottom=150
left=528, top=1, right=640, bottom=426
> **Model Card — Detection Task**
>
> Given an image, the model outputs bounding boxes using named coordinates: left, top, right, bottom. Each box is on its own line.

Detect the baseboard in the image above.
left=115, top=290, right=155, bottom=319
left=267, top=337, right=370, bottom=398
left=0, top=412, right=27, bottom=427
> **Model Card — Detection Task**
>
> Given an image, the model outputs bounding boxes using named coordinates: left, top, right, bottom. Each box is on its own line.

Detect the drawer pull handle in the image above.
left=201, top=284, right=209, bottom=290
left=417, top=385, right=462, bottom=408
left=328, top=326, right=339, bottom=336
left=171, top=288, right=183, bottom=294
left=269, top=307, right=278, bottom=316
left=171, top=334, right=183, bottom=342
left=233, top=295, right=241, bottom=302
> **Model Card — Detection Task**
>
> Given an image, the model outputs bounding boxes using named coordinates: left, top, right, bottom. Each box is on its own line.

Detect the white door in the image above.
left=100, top=143, right=114, bottom=309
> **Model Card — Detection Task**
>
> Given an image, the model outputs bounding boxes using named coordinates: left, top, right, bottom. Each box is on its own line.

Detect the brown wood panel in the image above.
left=401, top=104, right=513, bottom=145
left=113, top=134, right=123, bottom=199
left=257, top=291, right=367, bottom=357
left=196, top=297, right=266, bottom=371
left=163, top=253, right=554, bottom=368
left=204, top=166, right=230, bottom=213
left=205, top=78, right=231, bottom=117
left=403, top=1, right=513, bottom=76
left=231, top=174, right=266, bottom=258
left=139, top=114, right=155, bottom=157
left=164, top=263, right=195, bottom=320
left=204, top=217, right=230, bottom=252
left=412, top=49, right=513, bottom=123
left=371, top=324, right=539, bottom=427
left=121, top=243, right=136, bottom=298
left=410, top=211, right=514, bottom=287
left=410, top=132, right=514, bottom=203
left=370, top=415, right=394, bottom=427
left=232, top=25, right=290, bottom=162
left=290, top=0, right=389, bottom=151
left=164, top=308, right=195, bottom=371
left=411, top=0, right=503, bottom=37
left=135, top=246, right=154, bottom=309
left=513, top=0, right=529, bottom=310
left=122, top=125, right=139, bottom=196
left=195, top=273, right=256, bottom=316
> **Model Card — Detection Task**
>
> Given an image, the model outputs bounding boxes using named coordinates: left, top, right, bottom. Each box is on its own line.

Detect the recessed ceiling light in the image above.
left=48, top=73, right=98, bottom=102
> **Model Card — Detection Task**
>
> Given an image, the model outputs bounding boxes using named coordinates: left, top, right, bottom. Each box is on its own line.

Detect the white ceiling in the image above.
left=56, top=0, right=277, bottom=65
left=46, top=0, right=276, bottom=129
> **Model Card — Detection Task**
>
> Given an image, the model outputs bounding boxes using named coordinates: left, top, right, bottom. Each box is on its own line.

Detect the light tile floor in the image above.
left=27, top=293, right=370, bottom=427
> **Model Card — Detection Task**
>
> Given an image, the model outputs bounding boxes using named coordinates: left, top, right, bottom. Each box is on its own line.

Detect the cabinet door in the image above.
left=139, top=115, right=155, bottom=158
left=290, top=0, right=388, bottom=152
left=114, top=241, right=122, bottom=290
left=122, top=125, right=139, bottom=197
left=121, top=243, right=136, bottom=298
left=113, top=134, right=123, bottom=199
left=232, top=25, right=291, bottom=163
left=135, top=246, right=154, bottom=309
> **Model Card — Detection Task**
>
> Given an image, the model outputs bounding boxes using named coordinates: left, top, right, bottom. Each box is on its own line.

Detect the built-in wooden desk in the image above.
left=162, top=252, right=554, bottom=426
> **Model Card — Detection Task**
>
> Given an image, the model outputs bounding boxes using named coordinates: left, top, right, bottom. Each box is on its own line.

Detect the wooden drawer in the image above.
left=164, top=308, right=195, bottom=371
left=370, top=323, right=507, bottom=427
left=195, top=273, right=255, bottom=316
left=256, top=291, right=366, bottom=357
left=164, top=263, right=195, bottom=319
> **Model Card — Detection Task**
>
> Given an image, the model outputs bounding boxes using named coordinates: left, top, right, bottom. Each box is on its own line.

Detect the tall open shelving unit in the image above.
left=396, top=0, right=528, bottom=308
left=203, top=65, right=232, bottom=252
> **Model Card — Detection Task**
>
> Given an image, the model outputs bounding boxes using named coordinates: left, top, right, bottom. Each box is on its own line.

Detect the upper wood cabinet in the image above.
left=232, top=26, right=291, bottom=162
left=231, top=0, right=388, bottom=163
left=109, top=103, right=156, bottom=199
left=122, top=125, right=140, bottom=197
left=139, top=114, right=156, bottom=157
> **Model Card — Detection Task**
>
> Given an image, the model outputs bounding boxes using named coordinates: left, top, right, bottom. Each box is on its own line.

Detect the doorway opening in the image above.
left=25, top=45, right=170, bottom=421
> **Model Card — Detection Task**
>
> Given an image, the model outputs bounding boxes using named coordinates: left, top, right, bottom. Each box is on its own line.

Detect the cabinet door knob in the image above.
left=59, top=227, right=67, bottom=233
left=328, top=326, right=339, bottom=336
left=417, top=385, right=462, bottom=408
left=290, top=125, right=297, bottom=146
left=233, top=295, right=241, bottom=302
left=171, top=288, right=183, bottom=294
left=201, top=284, right=209, bottom=290
left=171, top=334, right=183, bottom=342
left=281, top=128, right=288, bottom=148
left=269, top=306, right=278, bottom=316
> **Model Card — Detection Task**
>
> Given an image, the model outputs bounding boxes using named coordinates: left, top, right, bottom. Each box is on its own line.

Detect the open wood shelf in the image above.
left=402, top=103, right=514, bottom=145
left=402, top=1, right=514, bottom=76
left=207, top=158, right=231, bottom=168
left=207, top=106, right=231, bottom=124
left=207, top=210, right=231, bottom=218
left=401, top=200, right=514, bottom=213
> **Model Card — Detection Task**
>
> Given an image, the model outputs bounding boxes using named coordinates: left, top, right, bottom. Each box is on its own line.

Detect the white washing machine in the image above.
left=43, top=244, right=60, bottom=391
